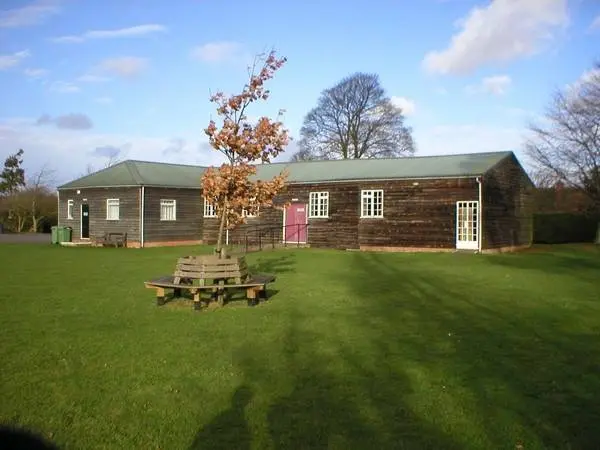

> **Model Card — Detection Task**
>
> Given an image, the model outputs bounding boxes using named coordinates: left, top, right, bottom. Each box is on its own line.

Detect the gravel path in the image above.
left=0, top=233, right=51, bottom=244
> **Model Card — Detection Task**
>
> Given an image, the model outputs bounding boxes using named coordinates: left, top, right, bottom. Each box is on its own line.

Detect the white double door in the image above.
left=456, top=201, right=479, bottom=250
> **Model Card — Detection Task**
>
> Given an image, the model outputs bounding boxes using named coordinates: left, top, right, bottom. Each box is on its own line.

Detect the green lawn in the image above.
left=1, top=243, right=599, bottom=449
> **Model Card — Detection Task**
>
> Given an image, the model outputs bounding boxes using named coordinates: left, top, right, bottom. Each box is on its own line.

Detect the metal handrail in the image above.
left=243, top=222, right=308, bottom=253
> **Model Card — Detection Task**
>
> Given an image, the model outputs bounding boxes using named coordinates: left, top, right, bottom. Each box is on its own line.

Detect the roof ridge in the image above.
left=123, top=159, right=210, bottom=169
left=265, top=150, right=515, bottom=167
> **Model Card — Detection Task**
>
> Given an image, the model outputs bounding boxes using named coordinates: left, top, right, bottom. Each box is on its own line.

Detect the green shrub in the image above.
left=533, top=213, right=598, bottom=244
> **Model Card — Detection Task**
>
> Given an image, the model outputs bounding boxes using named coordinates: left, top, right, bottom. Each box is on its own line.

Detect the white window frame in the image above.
left=309, top=191, right=329, bottom=218
left=160, top=199, right=177, bottom=221
left=106, top=198, right=120, bottom=221
left=360, top=190, right=384, bottom=218
left=203, top=197, right=216, bottom=218
left=242, top=206, right=259, bottom=218
left=67, top=199, right=74, bottom=220
left=242, top=197, right=259, bottom=218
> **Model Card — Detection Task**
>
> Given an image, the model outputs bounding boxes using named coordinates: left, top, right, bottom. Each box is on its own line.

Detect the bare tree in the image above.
left=293, top=73, right=415, bottom=161
left=525, top=62, right=600, bottom=241
left=27, top=165, right=57, bottom=232
left=83, top=153, right=123, bottom=176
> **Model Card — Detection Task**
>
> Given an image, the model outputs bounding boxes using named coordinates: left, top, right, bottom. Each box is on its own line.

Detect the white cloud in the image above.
left=390, top=96, right=416, bottom=116
left=0, top=118, right=228, bottom=185
left=0, top=50, right=30, bottom=70
left=466, top=74, right=512, bottom=95
left=191, top=41, right=242, bottom=63
left=590, top=15, right=600, bottom=31
left=565, top=67, right=600, bottom=101
left=95, top=97, right=114, bottom=104
left=77, top=74, right=111, bottom=83
left=49, top=81, right=80, bottom=93
left=95, top=57, right=148, bottom=78
left=423, top=0, right=568, bottom=75
left=0, top=0, right=60, bottom=28
left=24, top=67, right=48, bottom=78
left=52, top=24, right=167, bottom=43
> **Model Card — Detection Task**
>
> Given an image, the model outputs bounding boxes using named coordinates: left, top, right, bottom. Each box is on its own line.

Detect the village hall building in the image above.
left=56, top=150, right=534, bottom=253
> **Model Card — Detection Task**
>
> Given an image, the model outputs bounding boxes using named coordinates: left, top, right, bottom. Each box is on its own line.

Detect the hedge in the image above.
left=533, top=212, right=599, bottom=244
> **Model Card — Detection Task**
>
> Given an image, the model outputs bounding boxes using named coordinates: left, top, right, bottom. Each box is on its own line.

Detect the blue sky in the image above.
left=0, top=0, right=599, bottom=185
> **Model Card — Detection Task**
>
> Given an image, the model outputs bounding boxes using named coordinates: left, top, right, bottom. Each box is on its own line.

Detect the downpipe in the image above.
left=476, top=176, right=483, bottom=253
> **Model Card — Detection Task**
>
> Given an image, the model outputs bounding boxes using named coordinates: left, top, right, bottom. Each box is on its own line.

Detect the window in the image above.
left=242, top=207, right=258, bottom=218
left=361, top=190, right=384, bottom=218
left=67, top=199, right=74, bottom=219
left=203, top=198, right=216, bottom=217
left=309, top=192, right=329, bottom=218
left=160, top=199, right=176, bottom=221
left=242, top=197, right=258, bottom=218
left=106, top=198, right=120, bottom=220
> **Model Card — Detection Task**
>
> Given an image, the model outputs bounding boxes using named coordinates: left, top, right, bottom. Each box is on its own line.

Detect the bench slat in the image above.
left=145, top=273, right=275, bottom=290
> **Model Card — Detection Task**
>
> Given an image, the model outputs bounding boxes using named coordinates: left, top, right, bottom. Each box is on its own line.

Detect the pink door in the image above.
left=285, top=203, right=307, bottom=243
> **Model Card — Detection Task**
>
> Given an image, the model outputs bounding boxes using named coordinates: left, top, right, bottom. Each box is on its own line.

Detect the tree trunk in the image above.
left=595, top=221, right=600, bottom=244
left=31, top=216, right=39, bottom=233
left=215, top=205, right=228, bottom=258
left=17, top=214, right=25, bottom=232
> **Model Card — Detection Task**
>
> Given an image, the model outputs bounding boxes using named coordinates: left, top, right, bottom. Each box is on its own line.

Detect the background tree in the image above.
left=525, top=61, right=600, bottom=242
left=292, top=72, right=415, bottom=161
left=0, top=151, right=57, bottom=233
left=202, top=50, right=290, bottom=256
left=0, top=149, right=26, bottom=195
left=0, top=149, right=26, bottom=232
left=26, top=165, right=57, bottom=232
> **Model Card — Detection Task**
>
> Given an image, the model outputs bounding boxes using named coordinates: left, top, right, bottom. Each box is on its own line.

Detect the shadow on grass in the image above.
left=234, top=307, right=460, bottom=449
left=347, top=251, right=600, bottom=448
left=189, top=385, right=253, bottom=450
left=0, top=426, right=59, bottom=450
left=250, top=254, right=296, bottom=275
left=487, top=246, right=600, bottom=281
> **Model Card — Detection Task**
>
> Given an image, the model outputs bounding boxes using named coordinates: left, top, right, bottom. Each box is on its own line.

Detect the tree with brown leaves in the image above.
left=202, top=50, right=290, bottom=256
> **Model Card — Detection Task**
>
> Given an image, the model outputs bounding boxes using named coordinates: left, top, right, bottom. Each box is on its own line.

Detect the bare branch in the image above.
left=525, top=61, right=600, bottom=212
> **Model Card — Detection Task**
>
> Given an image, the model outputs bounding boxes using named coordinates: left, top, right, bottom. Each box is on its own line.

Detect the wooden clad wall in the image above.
left=279, top=179, right=479, bottom=249
left=202, top=178, right=480, bottom=250
left=143, top=187, right=203, bottom=244
left=482, top=154, right=534, bottom=249
left=58, top=187, right=140, bottom=242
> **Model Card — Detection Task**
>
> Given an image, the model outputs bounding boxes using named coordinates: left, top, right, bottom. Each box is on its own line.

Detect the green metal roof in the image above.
left=57, top=151, right=514, bottom=189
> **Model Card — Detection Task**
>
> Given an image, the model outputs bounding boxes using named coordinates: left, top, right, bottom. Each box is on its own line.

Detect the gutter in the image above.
left=56, top=175, right=487, bottom=191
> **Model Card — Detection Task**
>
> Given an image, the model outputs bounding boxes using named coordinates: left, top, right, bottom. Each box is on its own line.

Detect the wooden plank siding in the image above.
left=58, top=187, right=140, bottom=243
left=56, top=153, right=534, bottom=252
left=482, top=155, right=534, bottom=249
left=202, top=178, right=480, bottom=250
left=143, top=187, right=203, bottom=244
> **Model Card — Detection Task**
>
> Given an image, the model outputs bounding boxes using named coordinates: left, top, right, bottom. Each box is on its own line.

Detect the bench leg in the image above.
left=217, top=280, right=225, bottom=307
left=156, top=287, right=166, bottom=306
left=193, top=291, right=202, bottom=311
left=246, top=288, right=259, bottom=307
